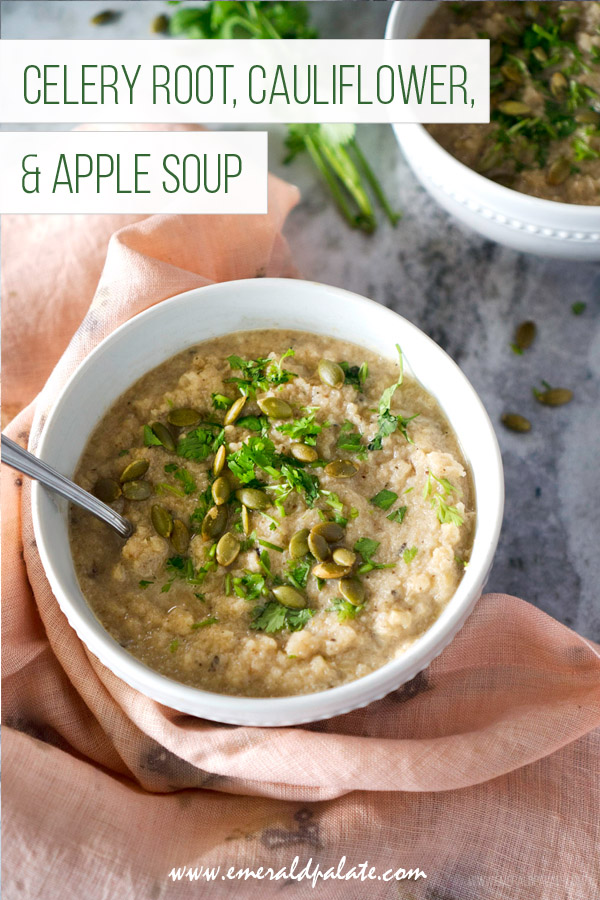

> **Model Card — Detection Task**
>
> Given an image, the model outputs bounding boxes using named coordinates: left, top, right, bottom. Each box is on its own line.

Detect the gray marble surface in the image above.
left=2, top=1, right=599, bottom=640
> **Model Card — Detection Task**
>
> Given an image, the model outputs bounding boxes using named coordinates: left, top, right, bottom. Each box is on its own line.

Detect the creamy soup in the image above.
left=70, top=330, right=475, bottom=697
left=420, top=1, right=600, bottom=204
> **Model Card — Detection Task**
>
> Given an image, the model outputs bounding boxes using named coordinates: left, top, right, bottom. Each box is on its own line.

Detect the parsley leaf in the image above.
left=177, top=425, right=224, bottom=462
left=424, top=472, right=464, bottom=527
left=354, top=537, right=395, bottom=574
left=339, top=361, right=369, bottom=391
left=337, top=421, right=367, bottom=458
left=191, top=616, right=218, bottom=629
left=328, top=597, right=364, bottom=621
left=370, top=489, right=398, bottom=511
left=403, top=547, right=418, bottom=564
left=287, top=557, right=311, bottom=590
left=143, top=424, right=163, bottom=447
left=211, top=392, right=233, bottom=410
left=226, top=350, right=297, bottom=398
left=251, top=601, right=314, bottom=634
left=368, top=346, right=418, bottom=451
left=276, top=409, right=323, bottom=445
left=387, top=505, right=408, bottom=524
left=232, top=572, right=268, bottom=602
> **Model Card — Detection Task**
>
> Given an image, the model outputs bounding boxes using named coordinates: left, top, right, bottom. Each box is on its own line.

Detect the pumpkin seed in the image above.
left=501, top=413, right=531, bottom=433
left=216, top=532, right=240, bottom=567
left=514, top=320, right=536, bottom=350
left=333, top=548, right=357, bottom=568
left=224, top=396, right=246, bottom=426
left=531, top=46, right=547, bottom=63
left=93, top=478, right=121, bottom=503
left=497, top=100, right=532, bottom=117
left=212, top=476, right=231, bottom=506
left=289, top=528, right=310, bottom=559
left=308, top=532, right=331, bottom=562
left=171, top=519, right=190, bottom=554
left=324, top=459, right=358, bottom=478
left=150, top=421, right=176, bottom=452
left=534, top=387, right=573, bottom=407
left=339, top=577, right=364, bottom=606
left=235, top=488, right=269, bottom=510
left=550, top=71, right=567, bottom=98
left=523, top=1, right=540, bottom=19
left=122, top=480, right=152, bottom=501
left=489, top=43, right=503, bottom=66
left=167, top=407, right=201, bottom=427
left=257, top=396, right=292, bottom=419
left=575, top=110, right=600, bottom=126
left=241, top=504, right=251, bottom=535
left=290, top=442, right=318, bottom=462
left=90, top=10, right=118, bottom=26
left=151, top=13, right=169, bottom=33
left=318, top=358, right=345, bottom=388
left=151, top=504, right=173, bottom=538
left=312, top=561, right=352, bottom=580
left=546, top=157, right=571, bottom=187
left=311, top=522, right=345, bottom=543
left=272, top=584, right=307, bottom=609
left=213, top=444, right=226, bottom=477
left=501, top=63, right=523, bottom=84
left=201, top=505, right=228, bottom=541
left=120, top=458, right=149, bottom=483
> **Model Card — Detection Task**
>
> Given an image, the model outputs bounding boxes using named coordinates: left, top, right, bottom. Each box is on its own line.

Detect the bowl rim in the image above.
left=385, top=0, right=600, bottom=222
left=31, top=277, right=504, bottom=726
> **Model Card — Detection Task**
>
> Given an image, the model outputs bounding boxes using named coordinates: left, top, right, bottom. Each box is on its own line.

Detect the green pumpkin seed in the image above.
left=90, top=10, right=118, bottom=26
left=531, top=46, right=547, bottom=63
left=167, top=407, right=201, bottom=428
left=151, top=504, right=173, bottom=538
left=257, top=396, right=292, bottom=419
left=501, top=63, right=523, bottom=84
left=272, top=585, right=307, bottom=610
left=325, top=459, right=358, bottom=479
left=151, top=13, right=169, bottom=33
left=546, top=158, right=571, bottom=187
left=241, top=505, right=251, bottom=535
left=122, top=480, right=152, bottom=501
left=534, top=387, right=573, bottom=407
left=216, top=532, right=240, bottom=567
left=201, top=505, right=228, bottom=541
left=290, top=442, right=318, bottom=462
left=333, top=548, right=357, bottom=568
left=318, top=359, right=345, bottom=388
left=550, top=71, right=567, bottom=98
left=339, top=577, right=364, bottom=606
left=171, top=519, right=190, bottom=554
left=212, top=476, right=231, bottom=506
left=497, top=100, right=532, bottom=117
left=235, top=488, right=270, bottom=510
left=213, top=444, right=226, bottom=477
left=311, top=522, right=345, bottom=543
left=514, top=320, right=536, bottom=350
left=308, top=532, right=331, bottom=562
left=224, top=396, right=246, bottom=426
left=575, top=110, right=600, bottom=125
left=501, top=413, right=531, bottom=433
left=120, top=458, right=149, bottom=483
left=150, top=421, right=176, bottom=452
left=93, top=478, right=121, bottom=503
left=489, top=43, right=503, bottom=66
left=312, top=561, right=352, bottom=580
left=289, top=528, right=310, bottom=559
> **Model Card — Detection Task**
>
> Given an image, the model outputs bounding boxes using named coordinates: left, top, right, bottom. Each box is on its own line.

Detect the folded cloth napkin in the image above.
left=2, top=172, right=599, bottom=900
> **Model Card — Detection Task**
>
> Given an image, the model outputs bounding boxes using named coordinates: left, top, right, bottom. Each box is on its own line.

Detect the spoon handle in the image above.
left=1, top=434, right=134, bottom=539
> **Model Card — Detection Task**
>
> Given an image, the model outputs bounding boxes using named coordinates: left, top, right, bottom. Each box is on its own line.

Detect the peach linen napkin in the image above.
left=2, top=176, right=600, bottom=900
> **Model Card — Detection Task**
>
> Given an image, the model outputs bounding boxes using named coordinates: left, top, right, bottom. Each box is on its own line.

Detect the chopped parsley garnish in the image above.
left=143, top=424, right=164, bottom=447
left=154, top=482, right=186, bottom=498
left=276, top=409, right=323, bottom=445
left=251, top=601, right=314, bottom=634
left=403, top=546, right=418, bottom=564
left=339, top=361, right=369, bottom=391
left=177, top=425, right=225, bottom=462
left=232, top=572, right=268, bottom=601
left=328, top=597, right=364, bottom=621
left=191, top=616, right=218, bottom=629
left=287, top=557, right=311, bottom=590
left=211, top=392, right=233, bottom=410
left=424, top=472, right=464, bottom=527
left=337, top=421, right=367, bottom=458
left=169, top=639, right=179, bottom=653
left=226, top=349, right=297, bottom=398
left=163, top=463, right=196, bottom=495
left=138, top=580, right=154, bottom=589
left=354, top=537, right=396, bottom=574
left=387, top=505, right=407, bottom=524
left=236, top=415, right=269, bottom=434
left=370, top=489, right=398, bottom=511
left=228, top=435, right=322, bottom=512
left=165, top=555, right=215, bottom=587
left=571, top=302, right=586, bottom=316
left=368, top=345, right=418, bottom=451
left=258, top=539, right=284, bottom=553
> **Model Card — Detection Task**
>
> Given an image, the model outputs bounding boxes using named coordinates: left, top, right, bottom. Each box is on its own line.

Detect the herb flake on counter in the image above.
left=571, top=302, right=587, bottom=316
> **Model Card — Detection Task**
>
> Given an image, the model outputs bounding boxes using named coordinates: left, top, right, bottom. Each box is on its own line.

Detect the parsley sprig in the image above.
left=423, top=472, right=464, bottom=527
left=226, top=350, right=297, bottom=398
left=368, top=345, right=418, bottom=451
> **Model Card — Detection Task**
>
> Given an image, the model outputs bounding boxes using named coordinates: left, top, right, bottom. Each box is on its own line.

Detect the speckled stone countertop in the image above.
left=2, top=1, right=599, bottom=640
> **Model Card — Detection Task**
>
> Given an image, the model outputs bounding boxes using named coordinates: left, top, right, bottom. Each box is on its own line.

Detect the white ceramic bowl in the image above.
left=32, top=278, right=503, bottom=726
left=386, top=1, right=600, bottom=261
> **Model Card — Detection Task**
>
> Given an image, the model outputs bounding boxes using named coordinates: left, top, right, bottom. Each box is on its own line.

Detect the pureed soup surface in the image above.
left=420, top=1, right=600, bottom=204
left=70, top=330, right=475, bottom=697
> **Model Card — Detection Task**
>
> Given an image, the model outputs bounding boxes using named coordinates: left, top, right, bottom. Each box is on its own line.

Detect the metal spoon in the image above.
left=1, top=434, right=134, bottom=539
